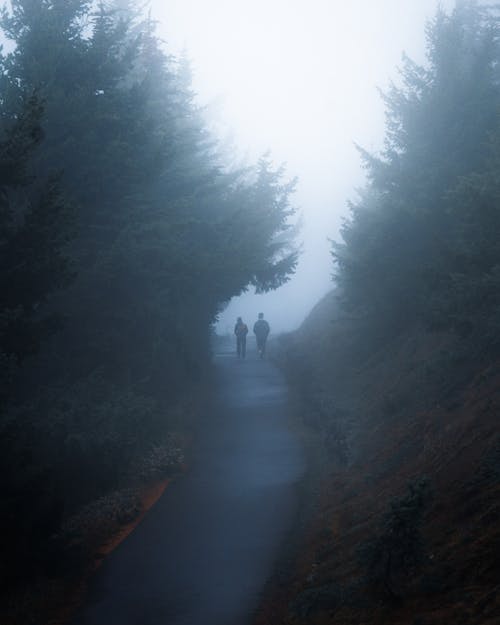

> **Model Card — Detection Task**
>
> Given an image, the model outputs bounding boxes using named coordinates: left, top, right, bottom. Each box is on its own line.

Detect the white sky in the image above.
left=149, top=0, right=456, bottom=333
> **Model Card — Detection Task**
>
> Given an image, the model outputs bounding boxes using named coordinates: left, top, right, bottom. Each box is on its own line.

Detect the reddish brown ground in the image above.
left=256, top=369, right=499, bottom=625
left=94, top=479, right=170, bottom=567
left=256, top=300, right=499, bottom=625
left=48, top=478, right=170, bottom=625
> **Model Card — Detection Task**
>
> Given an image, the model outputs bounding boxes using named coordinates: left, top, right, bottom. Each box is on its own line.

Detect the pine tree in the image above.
left=0, top=94, right=73, bottom=390
left=333, top=2, right=500, bottom=341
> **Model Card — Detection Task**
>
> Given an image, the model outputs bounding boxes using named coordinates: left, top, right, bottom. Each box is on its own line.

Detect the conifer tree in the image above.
left=0, top=94, right=73, bottom=398
left=333, top=2, right=500, bottom=343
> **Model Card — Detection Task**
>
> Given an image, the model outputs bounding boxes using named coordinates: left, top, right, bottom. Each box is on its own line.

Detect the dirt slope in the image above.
left=256, top=291, right=500, bottom=625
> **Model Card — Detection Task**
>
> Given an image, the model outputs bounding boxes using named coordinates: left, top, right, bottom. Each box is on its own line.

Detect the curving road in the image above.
left=73, top=344, right=305, bottom=625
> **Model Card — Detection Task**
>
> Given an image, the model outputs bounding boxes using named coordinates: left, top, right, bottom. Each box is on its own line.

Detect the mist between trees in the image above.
left=1, top=0, right=500, bottom=616
left=0, top=0, right=298, bottom=589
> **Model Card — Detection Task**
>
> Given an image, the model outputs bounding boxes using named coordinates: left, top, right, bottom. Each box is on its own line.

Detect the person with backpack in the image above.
left=253, top=313, right=270, bottom=359
left=234, top=317, right=248, bottom=359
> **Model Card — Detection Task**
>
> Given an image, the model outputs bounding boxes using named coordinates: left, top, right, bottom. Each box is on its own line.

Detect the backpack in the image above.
left=236, top=323, right=247, bottom=336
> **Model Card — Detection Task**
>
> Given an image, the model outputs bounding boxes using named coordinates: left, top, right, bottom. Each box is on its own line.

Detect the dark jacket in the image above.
left=234, top=322, right=248, bottom=337
left=253, top=319, right=270, bottom=339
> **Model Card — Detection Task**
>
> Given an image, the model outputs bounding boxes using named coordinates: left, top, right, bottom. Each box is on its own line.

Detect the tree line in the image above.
left=0, top=0, right=297, bottom=588
left=333, top=1, right=500, bottom=359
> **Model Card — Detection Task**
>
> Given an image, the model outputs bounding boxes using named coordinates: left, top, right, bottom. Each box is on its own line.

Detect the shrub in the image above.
left=361, top=478, right=431, bottom=598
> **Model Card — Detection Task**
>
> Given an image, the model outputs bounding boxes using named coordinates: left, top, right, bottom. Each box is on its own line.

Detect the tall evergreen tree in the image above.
left=0, top=94, right=73, bottom=399
left=333, top=1, right=500, bottom=343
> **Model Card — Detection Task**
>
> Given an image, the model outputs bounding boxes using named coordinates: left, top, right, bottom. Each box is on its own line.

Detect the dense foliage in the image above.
left=333, top=2, right=500, bottom=355
left=0, top=0, right=298, bottom=587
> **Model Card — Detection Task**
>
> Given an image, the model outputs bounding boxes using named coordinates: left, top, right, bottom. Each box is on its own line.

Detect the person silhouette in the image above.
left=234, top=316, right=248, bottom=358
left=253, top=313, right=270, bottom=359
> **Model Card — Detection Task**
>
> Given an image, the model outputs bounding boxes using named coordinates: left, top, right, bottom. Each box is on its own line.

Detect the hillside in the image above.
left=256, top=290, right=499, bottom=625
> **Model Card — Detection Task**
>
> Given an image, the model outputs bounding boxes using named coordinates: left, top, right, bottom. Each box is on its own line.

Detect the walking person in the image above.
left=234, top=317, right=248, bottom=359
left=253, top=313, right=270, bottom=359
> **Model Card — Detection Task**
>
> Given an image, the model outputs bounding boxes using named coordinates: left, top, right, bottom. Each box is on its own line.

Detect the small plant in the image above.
left=362, top=477, right=431, bottom=599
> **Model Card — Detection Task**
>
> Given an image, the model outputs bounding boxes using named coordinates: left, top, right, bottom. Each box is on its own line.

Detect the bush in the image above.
left=361, top=478, right=431, bottom=598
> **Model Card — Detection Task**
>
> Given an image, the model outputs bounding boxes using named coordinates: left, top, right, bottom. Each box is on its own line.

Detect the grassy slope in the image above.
left=256, top=291, right=499, bottom=625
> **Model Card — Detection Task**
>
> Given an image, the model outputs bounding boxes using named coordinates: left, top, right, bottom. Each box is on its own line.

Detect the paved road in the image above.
left=74, top=348, right=305, bottom=625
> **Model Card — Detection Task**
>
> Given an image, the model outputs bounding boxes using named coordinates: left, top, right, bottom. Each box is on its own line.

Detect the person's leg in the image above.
left=257, top=338, right=263, bottom=358
left=242, top=337, right=246, bottom=359
left=237, top=337, right=241, bottom=358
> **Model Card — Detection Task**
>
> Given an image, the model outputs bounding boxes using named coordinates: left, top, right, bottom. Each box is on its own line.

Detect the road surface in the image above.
left=73, top=346, right=305, bottom=625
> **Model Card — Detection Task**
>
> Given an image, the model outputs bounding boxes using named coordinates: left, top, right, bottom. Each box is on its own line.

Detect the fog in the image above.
left=150, top=0, right=454, bottom=333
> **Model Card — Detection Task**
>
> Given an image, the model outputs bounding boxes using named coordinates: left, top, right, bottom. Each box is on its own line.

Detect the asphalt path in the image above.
left=73, top=345, right=305, bottom=625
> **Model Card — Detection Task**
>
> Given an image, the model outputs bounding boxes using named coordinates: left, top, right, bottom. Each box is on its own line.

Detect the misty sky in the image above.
left=24, top=0, right=457, bottom=333
left=148, top=0, right=457, bottom=333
